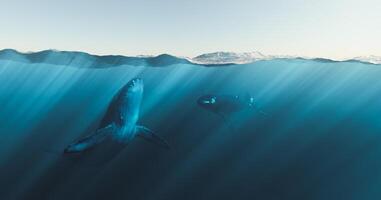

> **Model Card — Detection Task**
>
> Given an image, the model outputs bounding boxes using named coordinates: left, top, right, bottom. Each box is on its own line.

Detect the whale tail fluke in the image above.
left=135, top=126, right=170, bottom=149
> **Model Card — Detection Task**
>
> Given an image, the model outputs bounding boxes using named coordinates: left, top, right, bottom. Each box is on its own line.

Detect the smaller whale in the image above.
left=197, top=94, right=268, bottom=119
left=64, top=78, right=169, bottom=155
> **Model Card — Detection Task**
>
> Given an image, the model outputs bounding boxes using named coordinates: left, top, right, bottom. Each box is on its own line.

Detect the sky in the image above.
left=0, top=0, right=380, bottom=58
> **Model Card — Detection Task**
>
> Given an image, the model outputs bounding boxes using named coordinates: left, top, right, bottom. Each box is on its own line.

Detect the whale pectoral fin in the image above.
left=135, top=126, right=170, bottom=149
left=64, top=124, right=116, bottom=153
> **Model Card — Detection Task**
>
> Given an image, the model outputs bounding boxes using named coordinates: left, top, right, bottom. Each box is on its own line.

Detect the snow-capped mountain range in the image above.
left=189, top=51, right=381, bottom=65
left=0, top=49, right=380, bottom=67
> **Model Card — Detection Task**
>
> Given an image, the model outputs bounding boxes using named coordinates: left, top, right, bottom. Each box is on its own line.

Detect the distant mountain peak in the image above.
left=191, top=51, right=268, bottom=64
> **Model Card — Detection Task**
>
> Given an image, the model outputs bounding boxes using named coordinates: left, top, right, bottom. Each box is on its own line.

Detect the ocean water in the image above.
left=1, top=59, right=381, bottom=200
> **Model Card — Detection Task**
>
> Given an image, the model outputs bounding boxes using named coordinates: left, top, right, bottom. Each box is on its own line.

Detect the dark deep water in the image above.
left=1, top=59, right=381, bottom=200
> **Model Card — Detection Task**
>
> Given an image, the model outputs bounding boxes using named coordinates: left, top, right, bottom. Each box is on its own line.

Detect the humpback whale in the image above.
left=64, top=78, right=169, bottom=154
left=197, top=94, right=268, bottom=118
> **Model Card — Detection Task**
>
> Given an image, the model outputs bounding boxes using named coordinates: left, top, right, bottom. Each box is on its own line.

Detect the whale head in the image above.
left=119, top=78, right=144, bottom=123
left=125, top=78, right=143, bottom=94
left=197, top=95, right=218, bottom=111
left=118, top=78, right=144, bottom=100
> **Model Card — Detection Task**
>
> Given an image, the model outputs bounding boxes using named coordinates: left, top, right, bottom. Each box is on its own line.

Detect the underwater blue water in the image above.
left=1, top=59, right=381, bottom=200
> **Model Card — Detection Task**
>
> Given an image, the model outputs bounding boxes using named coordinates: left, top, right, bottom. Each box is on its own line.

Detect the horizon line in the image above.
left=1, top=48, right=380, bottom=61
